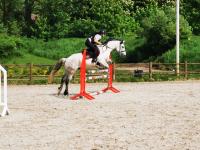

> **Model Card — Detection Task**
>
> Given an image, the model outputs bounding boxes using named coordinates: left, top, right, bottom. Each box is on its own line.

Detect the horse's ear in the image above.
left=120, top=40, right=125, bottom=44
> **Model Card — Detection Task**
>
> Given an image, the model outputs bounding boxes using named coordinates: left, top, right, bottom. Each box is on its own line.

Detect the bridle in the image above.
left=118, top=42, right=126, bottom=56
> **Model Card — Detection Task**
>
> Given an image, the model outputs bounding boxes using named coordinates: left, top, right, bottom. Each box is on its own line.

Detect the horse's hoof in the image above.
left=64, top=91, right=69, bottom=96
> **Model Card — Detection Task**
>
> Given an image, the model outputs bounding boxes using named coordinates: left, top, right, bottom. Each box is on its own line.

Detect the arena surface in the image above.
left=0, top=81, right=200, bottom=150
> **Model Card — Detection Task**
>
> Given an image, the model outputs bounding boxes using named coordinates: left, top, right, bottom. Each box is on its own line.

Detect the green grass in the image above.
left=23, top=37, right=85, bottom=60
left=3, top=53, right=56, bottom=64
left=1, top=37, right=85, bottom=65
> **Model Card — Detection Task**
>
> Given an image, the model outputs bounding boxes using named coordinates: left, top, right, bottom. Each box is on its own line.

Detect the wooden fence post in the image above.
left=149, top=62, right=152, bottom=79
left=184, top=61, right=188, bottom=79
left=29, top=63, right=33, bottom=82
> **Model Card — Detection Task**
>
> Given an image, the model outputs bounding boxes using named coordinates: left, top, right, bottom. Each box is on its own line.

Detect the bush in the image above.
left=0, top=24, right=7, bottom=33
left=0, top=34, right=23, bottom=62
left=7, top=21, right=22, bottom=36
left=157, top=36, right=200, bottom=64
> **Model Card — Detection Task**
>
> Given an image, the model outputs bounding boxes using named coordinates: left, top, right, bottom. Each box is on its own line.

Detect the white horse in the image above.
left=48, top=39, right=126, bottom=96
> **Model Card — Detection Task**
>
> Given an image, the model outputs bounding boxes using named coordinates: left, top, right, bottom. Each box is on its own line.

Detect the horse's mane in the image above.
left=103, top=38, right=123, bottom=45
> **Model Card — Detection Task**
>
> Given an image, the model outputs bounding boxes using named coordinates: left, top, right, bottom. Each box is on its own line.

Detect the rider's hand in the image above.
left=94, top=40, right=102, bottom=45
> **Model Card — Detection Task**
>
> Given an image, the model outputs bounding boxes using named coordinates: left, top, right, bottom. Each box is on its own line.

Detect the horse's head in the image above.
left=118, top=40, right=126, bottom=57
left=103, top=39, right=126, bottom=57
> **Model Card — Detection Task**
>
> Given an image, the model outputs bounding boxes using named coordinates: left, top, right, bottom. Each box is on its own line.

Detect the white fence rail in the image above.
left=0, top=65, right=9, bottom=117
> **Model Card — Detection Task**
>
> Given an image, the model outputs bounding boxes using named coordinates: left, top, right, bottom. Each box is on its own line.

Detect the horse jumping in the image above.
left=48, top=39, right=126, bottom=96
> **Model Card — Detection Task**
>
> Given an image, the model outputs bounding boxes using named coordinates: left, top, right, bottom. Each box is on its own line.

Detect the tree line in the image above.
left=0, top=0, right=199, bottom=62
left=0, top=0, right=199, bottom=39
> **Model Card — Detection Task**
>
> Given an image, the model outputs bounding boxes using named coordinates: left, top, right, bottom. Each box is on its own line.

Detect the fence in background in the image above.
left=1, top=62, right=200, bottom=83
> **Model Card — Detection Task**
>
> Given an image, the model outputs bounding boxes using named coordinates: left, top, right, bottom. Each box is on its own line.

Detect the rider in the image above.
left=85, top=30, right=106, bottom=63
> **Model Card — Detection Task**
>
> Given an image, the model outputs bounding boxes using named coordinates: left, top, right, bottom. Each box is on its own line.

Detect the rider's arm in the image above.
left=94, top=40, right=102, bottom=45
left=94, top=34, right=102, bottom=45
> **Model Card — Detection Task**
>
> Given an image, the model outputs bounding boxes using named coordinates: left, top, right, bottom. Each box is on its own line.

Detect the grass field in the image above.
left=1, top=35, right=200, bottom=65
left=4, top=53, right=56, bottom=64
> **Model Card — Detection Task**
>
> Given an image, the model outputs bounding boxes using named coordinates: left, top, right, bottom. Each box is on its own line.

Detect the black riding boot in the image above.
left=91, top=53, right=97, bottom=63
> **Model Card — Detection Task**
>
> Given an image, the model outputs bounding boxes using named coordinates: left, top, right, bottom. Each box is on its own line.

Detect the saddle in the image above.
left=82, top=48, right=101, bottom=67
left=82, top=48, right=94, bottom=59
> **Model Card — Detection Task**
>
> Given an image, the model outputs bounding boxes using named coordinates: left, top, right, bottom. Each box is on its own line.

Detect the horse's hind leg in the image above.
left=64, top=77, right=69, bottom=96
left=58, top=74, right=67, bottom=95
left=63, top=73, right=74, bottom=96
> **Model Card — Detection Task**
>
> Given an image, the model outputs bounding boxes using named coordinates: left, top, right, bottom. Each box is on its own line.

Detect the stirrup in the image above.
left=92, top=58, right=97, bottom=63
left=95, top=62, right=104, bottom=69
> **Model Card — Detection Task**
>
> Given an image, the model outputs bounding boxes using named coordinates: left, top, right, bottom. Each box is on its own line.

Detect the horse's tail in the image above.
left=48, top=58, right=65, bottom=84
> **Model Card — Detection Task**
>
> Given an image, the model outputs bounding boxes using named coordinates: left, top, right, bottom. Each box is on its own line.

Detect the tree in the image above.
left=23, top=0, right=35, bottom=37
left=0, top=0, right=23, bottom=35
left=132, top=5, right=192, bottom=61
left=34, top=0, right=70, bottom=39
left=67, top=0, right=138, bottom=37
left=182, top=0, right=200, bottom=35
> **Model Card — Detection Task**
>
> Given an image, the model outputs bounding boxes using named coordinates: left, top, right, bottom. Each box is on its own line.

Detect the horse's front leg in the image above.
left=106, top=57, right=112, bottom=65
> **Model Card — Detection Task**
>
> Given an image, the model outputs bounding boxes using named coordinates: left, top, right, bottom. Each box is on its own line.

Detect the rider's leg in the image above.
left=85, top=39, right=95, bottom=59
left=92, top=46, right=100, bottom=63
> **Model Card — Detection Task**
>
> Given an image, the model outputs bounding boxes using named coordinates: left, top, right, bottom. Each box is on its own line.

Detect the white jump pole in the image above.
left=176, top=0, right=180, bottom=75
left=0, top=65, right=9, bottom=117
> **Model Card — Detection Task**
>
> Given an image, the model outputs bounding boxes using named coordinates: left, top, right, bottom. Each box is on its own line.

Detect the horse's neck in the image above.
left=98, top=42, right=115, bottom=56
left=98, top=45, right=106, bottom=54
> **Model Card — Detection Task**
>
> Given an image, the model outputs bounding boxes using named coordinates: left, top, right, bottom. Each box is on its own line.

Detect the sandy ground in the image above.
left=0, top=81, right=200, bottom=150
